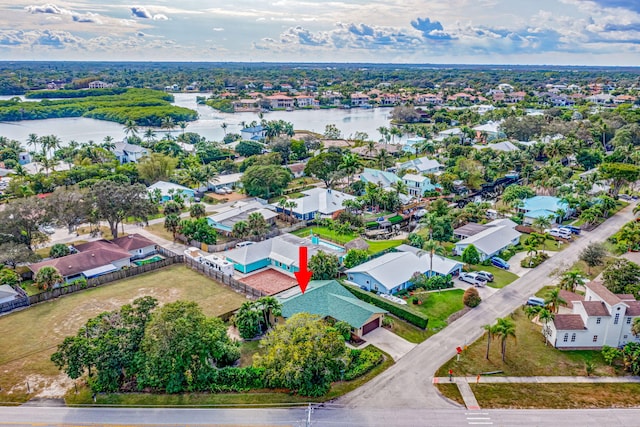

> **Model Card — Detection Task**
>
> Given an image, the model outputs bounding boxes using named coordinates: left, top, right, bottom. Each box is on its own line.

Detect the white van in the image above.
left=235, top=241, right=254, bottom=248
left=545, top=228, right=571, bottom=240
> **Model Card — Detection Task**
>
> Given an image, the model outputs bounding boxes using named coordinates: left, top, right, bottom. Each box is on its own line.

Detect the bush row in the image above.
left=343, top=284, right=429, bottom=329
left=344, top=347, right=384, bottom=381
left=197, top=367, right=265, bottom=393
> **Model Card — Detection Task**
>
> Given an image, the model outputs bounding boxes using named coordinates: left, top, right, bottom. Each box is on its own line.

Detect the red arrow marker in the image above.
left=294, top=246, right=313, bottom=294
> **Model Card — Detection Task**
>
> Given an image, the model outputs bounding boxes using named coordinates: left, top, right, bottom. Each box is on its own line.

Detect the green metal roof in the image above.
left=276, top=280, right=387, bottom=329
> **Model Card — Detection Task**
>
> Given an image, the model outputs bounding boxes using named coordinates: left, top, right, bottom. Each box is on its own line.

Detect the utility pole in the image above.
left=305, top=403, right=313, bottom=427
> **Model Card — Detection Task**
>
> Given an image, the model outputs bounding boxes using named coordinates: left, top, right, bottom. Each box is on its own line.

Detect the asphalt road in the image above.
left=339, top=202, right=637, bottom=409
left=2, top=406, right=640, bottom=426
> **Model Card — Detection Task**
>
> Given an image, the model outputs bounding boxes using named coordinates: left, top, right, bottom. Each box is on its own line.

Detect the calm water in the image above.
left=0, top=93, right=395, bottom=146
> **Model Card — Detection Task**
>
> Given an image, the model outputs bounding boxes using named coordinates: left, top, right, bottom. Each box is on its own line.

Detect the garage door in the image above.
left=362, top=318, right=380, bottom=335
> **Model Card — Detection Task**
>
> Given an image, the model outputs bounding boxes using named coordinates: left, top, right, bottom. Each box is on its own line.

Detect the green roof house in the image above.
left=275, top=280, right=387, bottom=337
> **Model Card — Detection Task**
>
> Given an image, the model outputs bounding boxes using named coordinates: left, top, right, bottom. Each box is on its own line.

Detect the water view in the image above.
left=0, top=93, right=393, bottom=146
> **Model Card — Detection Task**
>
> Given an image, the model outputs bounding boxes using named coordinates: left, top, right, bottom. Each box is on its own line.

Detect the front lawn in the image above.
left=386, top=316, right=433, bottom=343
left=468, top=265, right=518, bottom=289
left=436, top=308, right=615, bottom=378
left=410, top=289, right=465, bottom=331
left=0, top=265, right=247, bottom=404
left=145, top=221, right=177, bottom=243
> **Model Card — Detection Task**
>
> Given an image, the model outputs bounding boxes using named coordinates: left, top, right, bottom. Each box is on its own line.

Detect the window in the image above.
left=563, top=333, right=568, bottom=343
left=571, top=333, right=576, bottom=342
left=593, top=335, right=598, bottom=342
left=627, top=317, right=632, bottom=325
left=624, top=335, right=628, bottom=339
left=615, top=313, right=620, bottom=325
left=596, top=318, right=601, bottom=324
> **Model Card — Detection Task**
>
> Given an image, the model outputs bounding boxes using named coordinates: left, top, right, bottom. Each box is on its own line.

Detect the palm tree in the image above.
left=339, top=152, right=362, bottom=188
left=483, top=323, right=497, bottom=360
left=179, top=121, right=188, bottom=135
left=559, top=270, right=583, bottom=292
left=632, top=318, right=640, bottom=338
left=34, top=266, right=63, bottom=291
left=144, top=128, right=156, bottom=146
left=232, top=220, right=249, bottom=239
left=123, top=119, right=139, bottom=137
left=366, top=140, right=377, bottom=157
left=26, top=133, right=39, bottom=154
left=255, top=296, right=282, bottom=330
left=161, top=116, right=176, bottom=132
left=375, top=149, right=393, bottom=170
left=544, top=287, right=567, bottom=314
left=420, top=239, right=445, bottom=278
left=532, top=214, right=553, bottom=233
left=538, top=308, right=555, bottom=346
left=494, top=317, right=516, bottom=362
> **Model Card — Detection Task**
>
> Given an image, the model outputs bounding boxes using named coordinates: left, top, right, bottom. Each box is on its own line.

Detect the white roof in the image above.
left=403, top=173, right=428, bottom=183
left=22, top=161, right=73, bottom=174
left=208, top=201, right=277, bottom=227
left=225, top=233, right=344, bottom=268
left=474, top=141, right=520, bottom=152
left=486, top=218, right=518, bottom=229
left=281, top=188, right=356, bottom=216
left=212, top=173, right=243, bottom=186
left=456, top=225, right=521, bottom=257
left=0, top=284, right=19, bottom=304
left=148, top=181, right=193, bottom=196
left=399, top=157, right=443, bottom=173
left=83, top=264, right=118, bottom=277
left=345, top=251, right=462, bottom=292
left=473, top=121, right=502, bottom=133
left=114, top=141, right=148, bottom=154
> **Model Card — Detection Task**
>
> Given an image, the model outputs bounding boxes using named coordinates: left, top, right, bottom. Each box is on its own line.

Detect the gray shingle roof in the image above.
left=455, top=225, right=520, bottom=256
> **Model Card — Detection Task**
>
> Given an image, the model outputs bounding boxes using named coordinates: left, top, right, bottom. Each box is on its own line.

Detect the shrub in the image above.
left=344, top=347, right=384, bottom=381
left=462, top=245, right=480, bottom=265
left=344, top=285, right=429, bottom=329
left=463, top=287, right=482, bottom=308
left=382, top=316, right=394, bottom=328
left=49, top=244, right=70, bottom=259
left=520, top=252, right=549, bottom=268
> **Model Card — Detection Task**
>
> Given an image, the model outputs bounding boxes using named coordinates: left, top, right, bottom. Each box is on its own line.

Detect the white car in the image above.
left=221, top=186, right=233, bottom=194
left=459, top=272, right=487, bottom=287
left=544, top=228, right=572, bottom=240
left=39, top=225, right=55, bottom=235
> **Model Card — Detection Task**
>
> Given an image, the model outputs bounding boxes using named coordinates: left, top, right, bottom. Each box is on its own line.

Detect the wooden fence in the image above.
left=0, top=285, right=30, bottom=314
left=185, top=257, right=267, bottom=299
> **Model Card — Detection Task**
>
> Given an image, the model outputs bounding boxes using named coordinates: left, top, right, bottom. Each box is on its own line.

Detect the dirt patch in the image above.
left=240, top=268, right=298, bottom=295
left=7, top=373, right=73, bottom=398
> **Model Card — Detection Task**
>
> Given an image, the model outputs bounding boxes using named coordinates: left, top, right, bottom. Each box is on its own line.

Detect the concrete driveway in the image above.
left=363, top=327, right=416, bottom=361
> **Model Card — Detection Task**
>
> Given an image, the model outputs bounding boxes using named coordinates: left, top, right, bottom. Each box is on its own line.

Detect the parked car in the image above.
left=559, top=225, right=581, bottom=235
left=214, top=188, right=227, bottom=195
left=544, top=228, right=572, bottom=240
left=39, top=225, right=55, bottom=235
left=475, top=271, right=494, bottom=282
left=221, top=186, right=233, bottom=194
left=490, top=256, right=510, bottom=270
left=526, top=296, right=546, bottom=307
left=459, top=272, right=487, bottom=287
left=235, top=241, right=254, bottom=248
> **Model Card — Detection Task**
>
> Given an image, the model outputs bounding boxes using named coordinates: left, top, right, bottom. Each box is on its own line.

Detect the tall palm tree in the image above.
left=179, top=121, right=188, bottom=135
left=544, top=287, right=567, bottom=314
left=339, top=152, right=362, bottom=188
left=420, top=239, right=445, bottom=278
left=255, top=296, right=282, bottom=330
left=144, top=128, right=156, bottom=146
left=365, top=139, right=377, bottom=157
left=26, top=133, right=39, bottom=154
left=494, top=317, right=516, bottom=362
left=123, top=119, right=139, bottom=137
left=532, top=214, right=552, bottom=233
left=483, top=323, right=497, bottom=360
left=375, top=149, right=393, bottom=170
left=559, top=270, right=583, bottom=292
left=538, top=308, right=555, bottom=346
left=161, top=116, right=176, bottom=132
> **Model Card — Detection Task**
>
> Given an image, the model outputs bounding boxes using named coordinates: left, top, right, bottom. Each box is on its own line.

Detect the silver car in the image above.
left=459, top=272, right=487, bottom=287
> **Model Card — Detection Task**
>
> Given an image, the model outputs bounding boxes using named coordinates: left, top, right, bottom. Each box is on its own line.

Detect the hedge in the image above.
left=342, top=284, right=429, bottom=329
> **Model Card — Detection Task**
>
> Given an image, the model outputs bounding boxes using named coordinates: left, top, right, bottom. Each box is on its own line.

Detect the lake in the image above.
left=0, top=93, right=396, bottom=146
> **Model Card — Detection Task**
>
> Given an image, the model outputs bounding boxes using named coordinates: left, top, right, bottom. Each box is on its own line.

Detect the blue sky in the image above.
left=1, top=0, right=639, bottom=65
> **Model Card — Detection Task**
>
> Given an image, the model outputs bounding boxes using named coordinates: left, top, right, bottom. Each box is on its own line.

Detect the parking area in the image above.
left=361, top=327, right=416, bottom=361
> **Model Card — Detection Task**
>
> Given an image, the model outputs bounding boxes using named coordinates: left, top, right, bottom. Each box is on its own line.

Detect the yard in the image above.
left=410, top=288, right=465, bottom=331
left=292, top=226, right=402, bottom=254
left=468, top=265, right=519, bottom=289
left=0, top=265, right=247, bottom=403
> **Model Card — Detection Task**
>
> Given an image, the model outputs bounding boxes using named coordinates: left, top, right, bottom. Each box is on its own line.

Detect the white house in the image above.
left=399, top=157, right=443, bottom=174
left=402, top=173, right=437, bottom=197
left=112, top=142, right=149, bottom=164
left=548, top=281, right=640, bottom=349
left=148, top=181, right=195, bottom=203
left=88, top=80, right=111, bottom=89
left=454, top=221, right=520, bottom=261
left=272, top=188, right=355, bottom=220
left=241, top=126, right=266, bottom=141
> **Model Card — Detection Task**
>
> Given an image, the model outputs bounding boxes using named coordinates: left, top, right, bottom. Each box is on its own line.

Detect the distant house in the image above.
left=403, top=137, right=426, bottom=153
left=474, top=141, right=520, bottom=152
left=360, top=168, right=401, bottom=189
left=148, top=181, right=195, bottom=203
left=241, top=126, right=266, bottom=141
left=207, top=173, right=243, bottom=193
left=275, top=280, right=387, bottom=337
left=112, top=141, right=148, bottom=164
left=207, top=200, right=277, bottom=235
left=264, top=94, right=294, bottom=109
left=518, top=196, right=572, bottom=225
left=29, top=233, right=157, bottom=283
left=454, top=222, right=520, bottom=261
left=548, top=281, right=640, bottom=349
left=272, top=188, right=356, bottom=221
left=345, top=250, right=462, bottom=294
left=88, top=80, right=111, bottom=89
left=286, top=162, right=306, bottom=178
left=18, top=152, right=32, bottom=165
left=473, top=121, right=505, bottom=141
left=295, top=95, right=319, bottom=108
left=402, top=173, right=437, bottom=197
left=350, top=92, right=370, bottom=107
left=225, top=233, right=345, bottom=274
left=399, top=157, right=443, bottom=174
left=0, top=285, right=21, bottom=304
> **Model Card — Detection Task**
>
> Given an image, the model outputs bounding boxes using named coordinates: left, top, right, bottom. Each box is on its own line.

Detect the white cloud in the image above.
left=212, top=27, right=224, bottom=31
left=152, top=14, right=168, bottom=21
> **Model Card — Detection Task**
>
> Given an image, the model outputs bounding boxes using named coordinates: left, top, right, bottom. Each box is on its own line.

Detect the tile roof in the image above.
left=111, top=233, right=156, bottom=251
left=626, top=301, right=640, bottom=316
left=616, top=294, right=636, bottom=301
left=553, top=314, right=586, bottom=331
left=454, top=223, right=488, bottom=238
left=586, top=281, right=622, bottom=307
left=581, top=301, right=610, bottom=316
left=559, top=290, right=584, bottom=309
left=276, top=280, right=386, bottom=329
left=240, top=268, right=297, bottom=295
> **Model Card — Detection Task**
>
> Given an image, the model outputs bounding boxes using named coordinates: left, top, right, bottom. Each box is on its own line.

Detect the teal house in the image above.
left=275, top=280, right=387, bottom=337
left=518, top=196, right=572, bottom=225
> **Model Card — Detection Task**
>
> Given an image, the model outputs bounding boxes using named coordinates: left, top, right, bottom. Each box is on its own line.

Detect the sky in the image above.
left=1, top=0, right=639, bottom=65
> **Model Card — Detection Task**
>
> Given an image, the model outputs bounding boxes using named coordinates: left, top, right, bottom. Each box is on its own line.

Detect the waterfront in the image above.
left=0, top=93, right=395, bottom=145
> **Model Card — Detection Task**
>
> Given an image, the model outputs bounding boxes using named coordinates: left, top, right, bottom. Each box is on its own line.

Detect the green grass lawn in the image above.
left=468, top=265, right=518, bottom=289
left=0, top=265, right=247, bottom=404
left=386, top=316, right=433, bottom=343
left=411, top=289, right=465, bottom=330
left=467, top=383, right=640, bottom=409
left=145, top=221, right=176, bottom=243
left=436, top=308, right=616, bottom=379
left=292, top=226, right=402, bottom=254
left=239, top=340, right=261, bottom=367
left=65, top=346, right=395, bottom=407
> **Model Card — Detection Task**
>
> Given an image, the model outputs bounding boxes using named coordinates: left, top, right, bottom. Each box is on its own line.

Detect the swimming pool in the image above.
left=311, top=237, right=345, bottom=253
left=133, top=255, right=165, bottom=266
